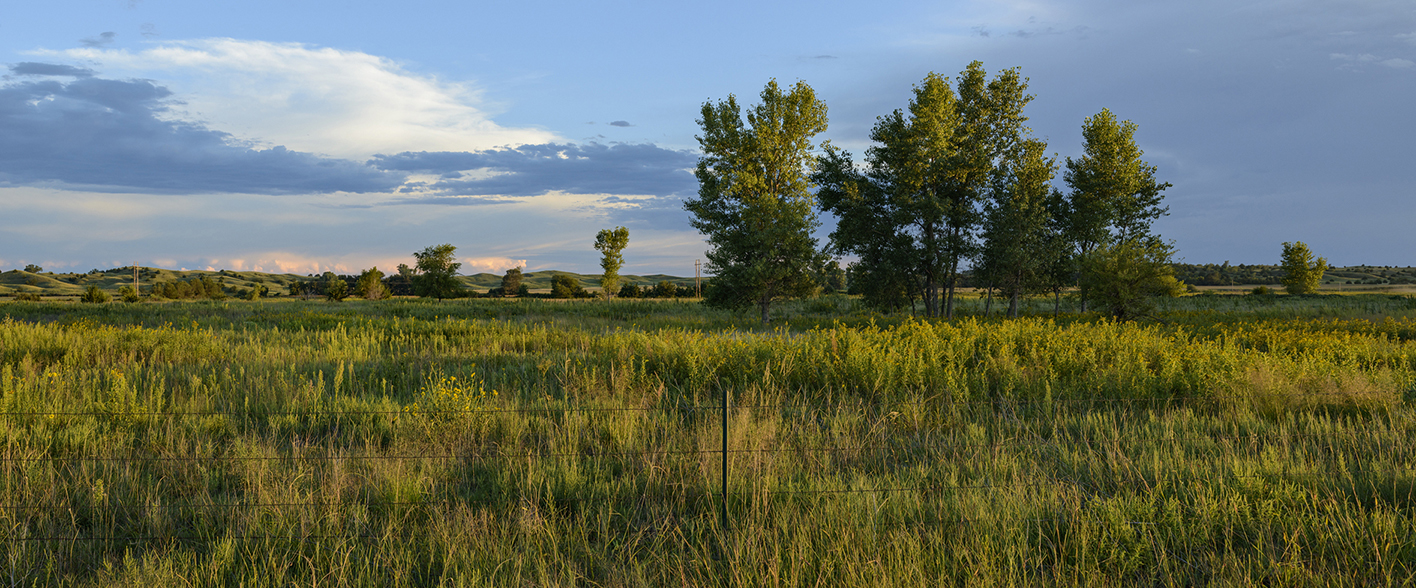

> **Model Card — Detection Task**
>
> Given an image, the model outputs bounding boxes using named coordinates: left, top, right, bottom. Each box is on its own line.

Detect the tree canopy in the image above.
left=1280, top=241, right=1327, bottom=295
left=684, top=79, right=828, bottom=324
left=413, top=244, right=462, bottom=301
left=594, top=227, right=629, bottom=300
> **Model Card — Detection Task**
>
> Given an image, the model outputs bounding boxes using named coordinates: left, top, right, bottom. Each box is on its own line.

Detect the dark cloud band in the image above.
left=0, top=70, right=405, bottom=194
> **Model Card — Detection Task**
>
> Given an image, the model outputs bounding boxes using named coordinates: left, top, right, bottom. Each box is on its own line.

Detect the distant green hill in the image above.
left=0, top=267, right=697, bottom=298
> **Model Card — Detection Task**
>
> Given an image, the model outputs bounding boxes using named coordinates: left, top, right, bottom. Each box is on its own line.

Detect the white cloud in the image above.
left=1380, top=58, right=1415, bottom=69
left=47, top=39, right=559, bottom=160
left=1397, top=32, right=1416, bottom=46
left=461, top=257, right=528, bottom=274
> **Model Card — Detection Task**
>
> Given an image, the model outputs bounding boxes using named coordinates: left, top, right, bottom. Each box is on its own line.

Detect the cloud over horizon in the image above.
left=0, top=71, right=406, bottom=194
left=45, top=39, right=560, bottom=160
left=372, top=142, right=697, bottom=198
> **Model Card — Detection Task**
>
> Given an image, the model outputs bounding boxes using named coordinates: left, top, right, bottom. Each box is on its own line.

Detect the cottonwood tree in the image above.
left=1280, top=241, right=1327, bottom=295
left=499, top=267, right=524, bottom=297
left=594, top=227, right=629, bottom=299
left=356, top=267, right=390, bottom=300
left=413, top=244, right=462, bottom=301
left=685, top=79, right=828, bottom=324
left=816, top=64, right=1033, bottom=317
left=1062, top=108, right=1172, bottom=311
left=975, top=139, right=1058, bottom=317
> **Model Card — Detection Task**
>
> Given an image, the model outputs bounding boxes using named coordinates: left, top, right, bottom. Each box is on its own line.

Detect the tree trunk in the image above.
left=1009, top=289, right=1019, bottom=318
left=984, top=284, right=993, bottom=315
left=1053, top=290, right=1061, bottom=317
left=760, top=297, right=771, bottom=326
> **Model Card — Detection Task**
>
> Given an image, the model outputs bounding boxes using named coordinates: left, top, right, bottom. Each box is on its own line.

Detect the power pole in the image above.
left=133, top=262, right=139, bottom=294
left=695, top=259, right=701, bottom=298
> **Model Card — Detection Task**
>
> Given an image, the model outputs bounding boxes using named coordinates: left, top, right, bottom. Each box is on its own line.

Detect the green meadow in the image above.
left=1, top=294, right=1414, bottom=586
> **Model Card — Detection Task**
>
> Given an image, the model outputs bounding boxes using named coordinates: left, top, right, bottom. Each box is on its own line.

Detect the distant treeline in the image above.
left=1170, top=263, right=1416, bottom=286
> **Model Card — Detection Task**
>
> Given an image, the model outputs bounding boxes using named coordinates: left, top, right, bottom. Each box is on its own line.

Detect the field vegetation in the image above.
left=1, top=294, right=1415, bottom=585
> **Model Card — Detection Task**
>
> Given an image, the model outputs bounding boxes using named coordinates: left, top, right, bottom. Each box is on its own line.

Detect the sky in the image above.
left=1, top=0, right=1413, bottom=276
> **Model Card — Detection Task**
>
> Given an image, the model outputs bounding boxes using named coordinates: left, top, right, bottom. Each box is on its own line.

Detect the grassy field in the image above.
left=1, top=294, right=1414, bottom=586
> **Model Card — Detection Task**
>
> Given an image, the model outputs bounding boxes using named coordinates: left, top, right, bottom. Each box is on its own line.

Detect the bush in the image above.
left=1251, top=285, right=1273, bottom=296
left=550, top=274, right=590, bottom=299
left=80, top=285, right=110, bottom=303
left=118, top=285, right=141, bottom=303
left=325, top=275, right=349, bottom=302
left=619, top=283, right=642, bottom=298
left=13, top=292, right=40, bottom=302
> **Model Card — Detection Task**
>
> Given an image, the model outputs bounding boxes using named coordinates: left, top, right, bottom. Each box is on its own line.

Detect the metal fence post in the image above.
left=721, top=387, right=729, bottom=532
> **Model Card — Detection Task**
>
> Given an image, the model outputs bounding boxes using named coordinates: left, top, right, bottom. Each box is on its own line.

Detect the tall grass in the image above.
left=1, top=296, right=1413, bottom=586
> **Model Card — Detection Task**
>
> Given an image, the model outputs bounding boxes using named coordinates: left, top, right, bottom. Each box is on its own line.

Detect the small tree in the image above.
left=550, top=274, right=588, bottom=299
left=80, top=285, right=109, bottom=303
left=413, top=244, right=462, bottom=300
left=1078, top=237, right=1184, bottom=321
left=652, top=281, right=678, bottom=298
left=500, top=267, right=523, bottom=297
left=594, top=227, right=630, bottom=299
left=325, top=274, right=348, bottom=302
left=245, top=284, right=265, bottom=300
left=618, top=283, right=642, bottom=298
left=23, top=264, right=42, bottom=273
left=1280, top=241, right=1327, bottom=295
left=118, top=284, right=141, bottom=303
left=356, top=267, right=390, bottom=300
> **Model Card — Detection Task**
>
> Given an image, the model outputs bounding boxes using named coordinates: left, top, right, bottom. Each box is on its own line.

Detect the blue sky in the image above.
left=2, top=0, right=1413, bottom=275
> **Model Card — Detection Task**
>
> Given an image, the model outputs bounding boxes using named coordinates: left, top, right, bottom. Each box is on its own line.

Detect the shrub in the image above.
left=550, top=274, right=590, bottom=299
left=80, top=285, right=110, bottom=303
left=13, top=292, right=40, bottom=302
left=118, top=285, right=141, bottom=303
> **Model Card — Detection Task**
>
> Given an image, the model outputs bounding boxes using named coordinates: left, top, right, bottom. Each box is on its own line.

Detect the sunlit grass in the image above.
left=1, top=295, right=1413, bottom=585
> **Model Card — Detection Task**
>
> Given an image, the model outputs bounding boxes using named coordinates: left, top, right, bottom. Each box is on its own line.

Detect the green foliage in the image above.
left=1252, top=285, right=1274, bottom=296
left=976, top=138, right=1059, bottom=317
left=1062, top=108, right=1171, bottom=251
left=151, top=276, right=225, bottom=300
left=817, top=64, right=1034, bottom=318
left=1280, top=241, right=1328, bottom=295
left=652, top=280, right=678, bottom=298
left=1060, top=108, right=1172, bottom=312
left=550, top=273, right=590, bottom=299
left=117, top=285, right=141, bottom=303
left=356, top=267, right=390, bottom=300
left=80, top=285, right=109, bottom=303
left=324, top=274, right=348, bottom=302
left=685, top=79, right=828, bottom=324
left=618, top=283, right=642, bottom=298
left=13, top=292, right=41, bottom=301
left=1078, top=237, right=1185, bottom=320
left=413, top=244, right=463, bottom=301
left=23, top=264, right=42, bottom=273
left=594, top=227, right=629, bottom=299
left=498, top=267, right=524, bottom=297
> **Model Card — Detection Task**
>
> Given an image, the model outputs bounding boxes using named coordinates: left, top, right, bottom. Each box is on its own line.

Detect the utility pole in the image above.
left=695, top=259, right=701, bottom=298
left=133, top=262, right=139, bottom=295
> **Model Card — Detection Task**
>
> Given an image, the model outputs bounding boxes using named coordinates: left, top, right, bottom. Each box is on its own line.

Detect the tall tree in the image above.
left=499, top=266, right=524, bottom=297
left=684, top=79, right=828, bottom=325
left=976, top=139, right=1058, bottom=317
left=594, top=227, right=630, bottom=300
left=413, top=244, right=462, bottom=301
left=816, top=64, right=1032, bottom=318
left=1062, top=108, right=1173, bottom=312
left=1280, top=241, right=1327, bottom=295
